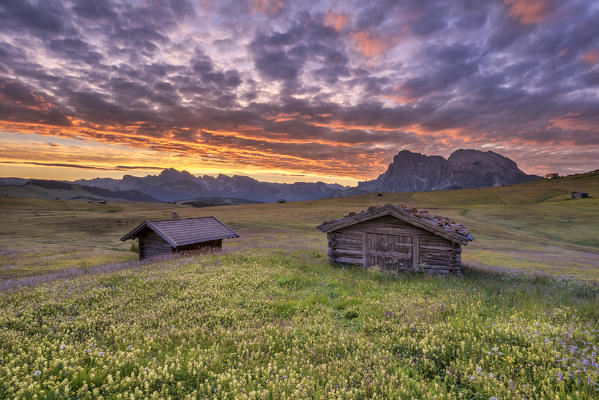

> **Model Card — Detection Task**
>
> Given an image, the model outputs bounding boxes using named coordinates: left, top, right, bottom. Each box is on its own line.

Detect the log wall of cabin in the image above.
left=176, top=239, right=222, bottom=253
left=140, top=230, right=173, bottom=259
left=327, top=215, right=462, bottom=273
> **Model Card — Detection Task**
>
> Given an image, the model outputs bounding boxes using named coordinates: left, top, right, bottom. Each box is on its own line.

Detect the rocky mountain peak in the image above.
left=75, top=149, right=540, bottom=202
left=359, top=149, right=537, bottom=192
left=448, top=149, right=517, bottom=168
left=158, top=168, right=196, bottom=181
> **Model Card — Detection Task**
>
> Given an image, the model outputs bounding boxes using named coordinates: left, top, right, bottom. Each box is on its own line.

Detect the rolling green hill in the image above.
left=0, top=170, right=598, bottom=281
left=0, top=179, right=159, bottom=202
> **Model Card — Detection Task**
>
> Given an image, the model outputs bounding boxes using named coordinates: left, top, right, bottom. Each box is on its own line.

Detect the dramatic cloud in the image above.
left=503, top=0, right=553, bottom=24
left=0, top=0, right=598, bottom=183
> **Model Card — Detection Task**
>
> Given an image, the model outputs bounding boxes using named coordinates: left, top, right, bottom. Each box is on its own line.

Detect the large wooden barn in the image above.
left=121, top=214, right=239, bottom=260
left=317, top=204, right=474, bottom=274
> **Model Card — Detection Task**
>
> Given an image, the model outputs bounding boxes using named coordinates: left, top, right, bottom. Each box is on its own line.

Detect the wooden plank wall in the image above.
left=327, top=215, right=462, bottom=274
left=140, top=230, right=173, bottom=259
left=176, top=239, right=222, bottom=253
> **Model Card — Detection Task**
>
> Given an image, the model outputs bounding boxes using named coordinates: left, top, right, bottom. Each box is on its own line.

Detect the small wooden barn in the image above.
left=317, top=204, right=474, bottom=274
left=571, top=191, right=589, bottom=199
left=121, top=214, right=239, bottom=260
left=545, top=173, right=560, bottom=179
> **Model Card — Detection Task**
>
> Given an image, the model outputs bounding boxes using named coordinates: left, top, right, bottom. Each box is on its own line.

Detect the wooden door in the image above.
left=363, top=232, right=418, bottom=270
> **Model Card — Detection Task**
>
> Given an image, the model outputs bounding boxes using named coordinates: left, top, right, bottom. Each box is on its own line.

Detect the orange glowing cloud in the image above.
left=504, top=0, right=552, bottom=24
left=582, top=50, right=599, bottom=64
left=550, top=113, right=599, bottom=132
left=0, top=119, right=387, bottom=181
left=381, top=83, right=427, bottom=105
left=251, top=0, right=284, bottom=16
left=323, top=11, right=350, bottom=32
left=382, top=84, right=421, bottom=104
left=351, top=26, right=409, bottom=57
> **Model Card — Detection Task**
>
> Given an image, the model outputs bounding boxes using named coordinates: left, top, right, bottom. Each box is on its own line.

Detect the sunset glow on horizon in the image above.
left=0, top=0, right=598, bottom=184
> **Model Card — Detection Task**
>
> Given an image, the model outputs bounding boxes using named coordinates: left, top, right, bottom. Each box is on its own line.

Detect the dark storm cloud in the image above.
left=399, top=43, right=480, bottom=100
left=249, top=13, right=349, bottom=85
left=0, top=0, right=598, bottom=177
left=0, top=0, right=69, bottom=35
left=191, top=51, right=242, bottom=89
left=0, top=79, right=72, bottom=126
left=409, top=5, right=449, bottom=36
left=48, top=38, right=103, bottom=65
left=0, top=79, right=40, bottom=106
left=71, top=0, right=117, bottom=20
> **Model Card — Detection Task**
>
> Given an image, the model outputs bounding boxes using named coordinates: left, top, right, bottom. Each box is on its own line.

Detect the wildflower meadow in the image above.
left=1, top=250, right=598, bottom=399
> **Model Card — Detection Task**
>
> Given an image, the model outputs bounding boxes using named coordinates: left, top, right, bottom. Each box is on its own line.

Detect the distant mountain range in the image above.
left=1, top=149, right=541, bottom=203
left=358, top=149, right=539, bottom=192
left=73, top=169, right=356, bottom=202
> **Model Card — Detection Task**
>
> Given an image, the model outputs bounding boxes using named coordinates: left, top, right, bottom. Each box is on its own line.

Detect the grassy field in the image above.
left=1, top=172, right=598, bottom=281
left=1, top=174, right=599, bottom=399
left=1, top=251, right=599, bottom=399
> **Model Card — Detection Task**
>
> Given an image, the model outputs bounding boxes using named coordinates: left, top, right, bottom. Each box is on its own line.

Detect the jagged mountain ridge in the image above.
left=358, top=149, right=539, bottom=192
left=69, top=149, right=539, bottom=202
left=76, top=170, right=356, bottom=202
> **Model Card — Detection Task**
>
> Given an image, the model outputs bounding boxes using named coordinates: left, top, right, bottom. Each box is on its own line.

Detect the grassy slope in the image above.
left=0, top=183, right=153, bottom=202
left=1, top=252, right=598, bottom=399
left=1, top=175, right=599, bottom=399
left=1, top=172, right=598, bottom=280
left=0, top=184, right=101, bottom=201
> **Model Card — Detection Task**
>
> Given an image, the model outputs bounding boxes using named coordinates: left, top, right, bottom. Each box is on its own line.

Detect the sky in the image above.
left=0, top=0, right=598, bottom=185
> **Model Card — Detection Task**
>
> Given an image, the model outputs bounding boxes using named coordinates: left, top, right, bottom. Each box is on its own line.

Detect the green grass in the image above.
left=1, top=171, right=598, bottom=280
left=1, top=251, right=598, bottom=399
left=1, top=174, right=599, bottom=398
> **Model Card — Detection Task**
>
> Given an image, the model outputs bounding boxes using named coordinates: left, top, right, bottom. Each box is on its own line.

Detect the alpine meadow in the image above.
left=1, top=173, right=599, bottom=399
left=2, top=0, right=599, bottom=398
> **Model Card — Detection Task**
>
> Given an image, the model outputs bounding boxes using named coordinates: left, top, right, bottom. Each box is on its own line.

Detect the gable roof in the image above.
left=121, top=217, right=239, bottom=247
left=317, top=204, right=473, bottom=245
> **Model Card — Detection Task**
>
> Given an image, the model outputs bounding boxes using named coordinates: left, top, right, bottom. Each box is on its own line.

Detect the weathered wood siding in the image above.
left=176, top=239, right=222, bottom=253
left=327, top=215, right=462, bottom=274
left=140, top=230, right=173, bottom=259
left=138, top=231, right=223, bottom=260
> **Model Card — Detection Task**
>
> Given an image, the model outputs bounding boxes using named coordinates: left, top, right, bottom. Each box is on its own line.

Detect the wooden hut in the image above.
left=545, top=173, right=559, bottom=179
left=571, top=191, right=588, bottom=199
left=121, top=214, right=239, bottom=260
left=317, top=204, right=474, bottom=274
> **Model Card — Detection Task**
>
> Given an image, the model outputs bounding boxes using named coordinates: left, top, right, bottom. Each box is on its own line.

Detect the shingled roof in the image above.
left=121, top=217, right=239, bottom=248
left=317, top=204, right=474, bottom=245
